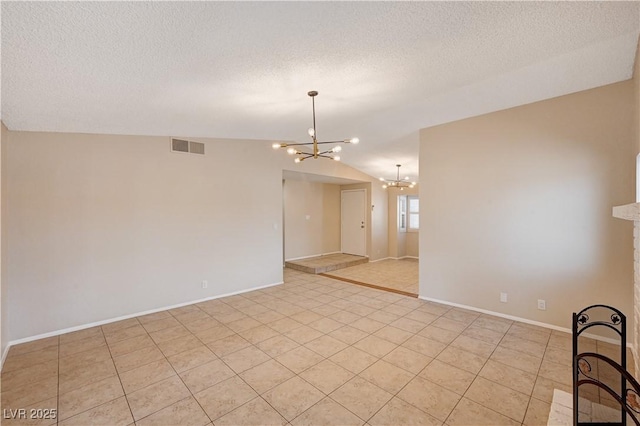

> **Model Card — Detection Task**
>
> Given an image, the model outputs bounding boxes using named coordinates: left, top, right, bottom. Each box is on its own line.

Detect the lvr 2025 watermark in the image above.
left=3, top=408, right=57, bottom=420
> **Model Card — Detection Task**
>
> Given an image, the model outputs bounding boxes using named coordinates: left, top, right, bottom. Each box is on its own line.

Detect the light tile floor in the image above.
left=324, top=258, right=419, bottom=295
left=0, top=268, right=622, bottom=426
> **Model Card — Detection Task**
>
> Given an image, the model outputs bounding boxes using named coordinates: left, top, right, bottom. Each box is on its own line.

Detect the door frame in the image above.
left=341, top=189, right=367, bottom=256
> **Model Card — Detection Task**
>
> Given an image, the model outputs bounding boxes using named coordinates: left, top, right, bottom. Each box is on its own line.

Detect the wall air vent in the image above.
left=189, top=141, right=205, bottom=155
left=171, top=138, right=204, bottom=155
left=171, top=138, right=189, bottom=152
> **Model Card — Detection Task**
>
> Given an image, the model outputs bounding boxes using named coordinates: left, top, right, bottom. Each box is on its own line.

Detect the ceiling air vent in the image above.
left=171, top=138, right=204, bottom=155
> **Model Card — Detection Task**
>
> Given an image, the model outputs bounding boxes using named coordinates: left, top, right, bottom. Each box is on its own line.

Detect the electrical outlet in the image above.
left=500, top=292, right=508, bottom=303
left=202, top=280, right=208, bottom=289
left=537, top=299, right=546, bottom=310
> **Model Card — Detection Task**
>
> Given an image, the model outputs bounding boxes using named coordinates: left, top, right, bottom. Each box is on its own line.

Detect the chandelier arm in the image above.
left=280, top=142, right=316, bottom=147
left=315, top=140, right=348, bottom=145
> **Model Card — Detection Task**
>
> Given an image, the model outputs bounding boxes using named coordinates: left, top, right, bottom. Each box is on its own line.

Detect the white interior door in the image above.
left=341, top=189, right=367, bottom=256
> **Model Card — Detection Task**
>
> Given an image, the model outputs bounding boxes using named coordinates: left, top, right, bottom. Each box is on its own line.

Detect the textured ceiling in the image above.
left=2, top=2, right=639, bottom=180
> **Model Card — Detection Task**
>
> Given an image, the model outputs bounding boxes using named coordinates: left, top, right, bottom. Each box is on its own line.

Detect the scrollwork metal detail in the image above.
left=627, top=389, right=640, bottom=414
left=574, top=306, right=632, bottom=425
left=577, top=358, right=597, bottom=381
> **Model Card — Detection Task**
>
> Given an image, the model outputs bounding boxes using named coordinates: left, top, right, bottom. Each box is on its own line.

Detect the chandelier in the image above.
left=380, top=164, right=416, bottom=190
left=272, top=91, right=359, bottom=163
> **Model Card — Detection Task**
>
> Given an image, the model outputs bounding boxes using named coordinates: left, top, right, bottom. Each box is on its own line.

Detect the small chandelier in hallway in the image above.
left=272, top=91, right=359, bottom=163
left=380, top=164, right=416, bottom=190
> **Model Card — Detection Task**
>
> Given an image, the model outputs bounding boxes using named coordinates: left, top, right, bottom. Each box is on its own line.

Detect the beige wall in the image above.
left=635, top=39, right=640, bottom=157
left=3, top=130, right=387, bottom=344
left=4, top=132, right=283, bottom=341
left=1, top=122, right=6, bottom=358
left=283, top=180, right=341, bottom=260
left=406, top=233, right=419, bottom=258
left=387, top=187, right=419, bottom=258
left=420, top=80, right=635, bottom=331
left=323, top=185, right=342, bottom=255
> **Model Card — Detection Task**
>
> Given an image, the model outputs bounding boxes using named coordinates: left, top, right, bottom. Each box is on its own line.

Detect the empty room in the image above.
left=1, top=2, right=640, bottom=426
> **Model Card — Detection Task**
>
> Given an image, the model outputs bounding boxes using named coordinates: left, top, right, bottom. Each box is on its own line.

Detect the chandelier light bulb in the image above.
left=350, top=137, right=359, bottom=144
left=404, top=177, right=410, bottom=180
left=379, top=177, right=385, bottom=181
left=287, top=147, right=296, bottom=155
left=333, top=156, right=341, bottom=161
left=382, top=184, right=388, bottom=189
left=400, top=187, right=404, bottom=191
left=333, top=146, right=342, bottom=153
left=308, top=128, right=315, bottom=137
left=294, top=157, right=301, bottom=163
left=272, top=143, right=282, bottom=149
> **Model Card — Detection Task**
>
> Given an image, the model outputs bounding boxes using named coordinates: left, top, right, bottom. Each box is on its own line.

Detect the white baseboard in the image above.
left=1, top=345, right=9, bottom=368
left=369, top=257, right=391, bottom=263
left=419, top=295, right=634, bottom=349
left=285, top=251, right=342, bottom=262
left=2, top=280, right=284, bottom=369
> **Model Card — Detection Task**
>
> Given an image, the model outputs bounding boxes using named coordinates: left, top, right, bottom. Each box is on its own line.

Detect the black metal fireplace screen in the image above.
left=573, top=304, right=640, bottom=425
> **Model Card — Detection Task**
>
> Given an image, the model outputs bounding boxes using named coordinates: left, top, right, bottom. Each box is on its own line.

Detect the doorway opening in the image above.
left=281, top=171, right=369, bottom=273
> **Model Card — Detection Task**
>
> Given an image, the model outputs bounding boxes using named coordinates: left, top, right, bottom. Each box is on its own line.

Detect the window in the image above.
left=398, top=196, right=407, bottom=232
left=408, top=196, right=419, bottom=231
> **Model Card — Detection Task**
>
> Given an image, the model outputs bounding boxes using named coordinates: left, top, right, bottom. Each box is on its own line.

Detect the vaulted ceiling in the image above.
left=2, top=2, right=639, bottom=180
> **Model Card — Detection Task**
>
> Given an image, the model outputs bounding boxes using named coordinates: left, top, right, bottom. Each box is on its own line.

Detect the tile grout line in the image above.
left=127, top=284, right=335, bottom=424
left=443, top=320, right=552, bottom=425
left=134, top=305, right=217, bottom=424
left=300, top=302, right=446, bottom=424
left=198, top=274, right=401, bottom=423
left=117, top=306, right=226, bottom=422
left=101, top=324, right=137, bottom=426
left=185, top=284, right=338, bottom=423
left=521, top=331, right=553, bottom=425
left=159, top=300, right=310, bottom=424
left=243, top=283, right=500, bottom=424
left=441, top=314, right=517, bottom=425
left=56, top=326, right=134, bottom=424
left=243, top=279, right=370, bottom=423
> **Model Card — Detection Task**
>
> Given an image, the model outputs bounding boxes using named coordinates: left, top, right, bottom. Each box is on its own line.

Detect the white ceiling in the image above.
left=2, top=2, right=639, bottom=180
